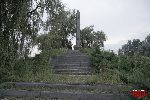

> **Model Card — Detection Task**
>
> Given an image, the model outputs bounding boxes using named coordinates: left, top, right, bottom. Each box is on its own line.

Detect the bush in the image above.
left=0, top=48, right=68, bottom=83
left=82, top=47, right=150, bottom=90
left=118, top=55, right=150, bottom=91
left=90, top=48, right=118, bottom=73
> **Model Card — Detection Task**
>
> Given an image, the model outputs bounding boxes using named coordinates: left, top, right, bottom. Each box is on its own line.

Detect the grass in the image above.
left=0, top=48, right=122, bottom=85
left=0, top=67, right=129, bottom=89
left=0, top=71, right=132, bottom=94
left=0, top=84, right=132, bottom=94
left=0, top=48, right=134, bottom=99
left=15, top=68, right=122, bottom=85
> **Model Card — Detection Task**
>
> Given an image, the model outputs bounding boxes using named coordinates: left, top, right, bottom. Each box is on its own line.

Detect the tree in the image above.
left=139, top=35, right=150, bottom=56
left=0, top=0, right=73, bottom=82
left=93, top=31, right=106, bottom=48
left=80, top=26, right=106, bottom=48
left=118, top=34, right=150, bottom=57
left=80, top=26, right=94, bottom=48
left=118, top=34, right=150, bottom=88
left=36, top=8, right=76, bottom=50
left=119, top=39, right=141, bottom=56
left=0, top=0, right=40, bottom=82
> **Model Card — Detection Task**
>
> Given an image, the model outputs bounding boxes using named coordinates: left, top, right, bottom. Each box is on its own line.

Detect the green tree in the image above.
left=80, top=26, right=94, bottom=48
left=0, top=0, right=72, bottom=83
left=35, top=9, right=76, bottom=50
left=93, top=31, right=106, bottom=48
left=80, top=26, right=106, bottom=48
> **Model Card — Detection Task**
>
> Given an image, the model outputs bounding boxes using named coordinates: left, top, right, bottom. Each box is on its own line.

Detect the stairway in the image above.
left=0, top=50, right=136, bottom=100
left=0, top=82, right=131, bottom=100
left=51, top=50, right=93, bottom=75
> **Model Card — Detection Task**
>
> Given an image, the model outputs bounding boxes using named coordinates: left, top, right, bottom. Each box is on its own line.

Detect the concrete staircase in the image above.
left=51, top=50, right=93, bottom=75
left=0, top=50, right=136, bottom=100
left=0, top=82, right=131, bottom=100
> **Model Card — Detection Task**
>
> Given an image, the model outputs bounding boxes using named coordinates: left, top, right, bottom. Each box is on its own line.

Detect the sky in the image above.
left=62, top=0, right=150, bottom=52
left=30, top=0, right=150, bottom=56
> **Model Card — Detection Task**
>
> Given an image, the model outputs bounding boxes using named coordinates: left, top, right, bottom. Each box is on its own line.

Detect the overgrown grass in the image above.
left=0, top=69, right=131, bottom=94
left=17, top=48, right=122, bottom=84
left=80, top=48, right=94, bottom=55
left=2, top=47, right=146, bottom=97
left=0, top=47, right=123, bottom=85
left=0, top=48, right=68, bottom=84
left=12, top=70, right=122, bottom=85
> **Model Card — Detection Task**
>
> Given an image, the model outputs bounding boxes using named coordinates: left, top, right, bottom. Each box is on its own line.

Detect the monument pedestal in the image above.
left=74, top=45, right=81, bottom=50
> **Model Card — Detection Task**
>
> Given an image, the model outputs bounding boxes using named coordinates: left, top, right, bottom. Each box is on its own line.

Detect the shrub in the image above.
left=0, top=48, right=68, bottom=83
left=118, top=55, right=150, bottom=91
left=90, top=48, right=118, bottom=73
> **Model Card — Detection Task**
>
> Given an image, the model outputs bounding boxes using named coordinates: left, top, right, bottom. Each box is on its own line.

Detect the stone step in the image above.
left=52, top=62, right=90, bottom=66
left=54, top=71, right=92, bottom=75
left=65, top=54, right=89, bottom=57
left=53, top=53, right=88, bottom=58
left=53, top=66, right=91, bottom=69
left=52, top=60, right=90, bottom=64
left=52, top=56, right=90, bottom=62
left=65, top=54, right=89, bottom=56
left=53, top=63, right=91, bottom=68
left=53, top=59, right=90, bottom=63
left=0, top=90, right=130, bottom=100
left=13, top=82, right=131, bottom=92
left=0, top=82, right=131, bottom=93
left=51, top=50, right=92, bottom=75
left=54, top=69, right=92, bottom=73
left=53, top=55, right=88, bottom=59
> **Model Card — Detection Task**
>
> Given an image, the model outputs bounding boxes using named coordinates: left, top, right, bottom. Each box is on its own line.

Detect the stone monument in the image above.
left=74, top=10, right=81, bottom=50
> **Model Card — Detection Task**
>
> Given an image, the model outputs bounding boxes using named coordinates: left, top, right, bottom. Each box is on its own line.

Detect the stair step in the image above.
left=0, top=90, right=130, bottom=100
left=53, top=62, right=90, bottom=65
left=54, top=69, right=92, bottom=73
left=55, top=71, right=92, bottom=75
left=0, top=82, right=132, bottom=94
left=15, top=82, right=130, bottom=91
left=51, top=50, right=93, bottom=75
left=53, top=60, right=90, bottom=63
left=52, top=57, right=90, bottom=63
left=53, top=66, right=91, bottom=69
left=53, top=63, right=91, bottom=68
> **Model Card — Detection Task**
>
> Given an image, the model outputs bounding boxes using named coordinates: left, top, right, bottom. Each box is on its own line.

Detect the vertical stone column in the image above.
left=75, top=10, right=81, bottom=49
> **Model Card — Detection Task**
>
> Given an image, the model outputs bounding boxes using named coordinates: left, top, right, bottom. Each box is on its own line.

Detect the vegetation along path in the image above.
left=0, top=50, right=134, bottom=100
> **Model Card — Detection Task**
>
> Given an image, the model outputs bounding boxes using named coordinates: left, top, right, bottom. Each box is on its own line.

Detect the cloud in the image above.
left=62, top=0, right=150, bottom=51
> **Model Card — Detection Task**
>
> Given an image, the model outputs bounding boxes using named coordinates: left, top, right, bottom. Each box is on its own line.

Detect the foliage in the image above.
left=117, top=35, right=150, bottom=92
left=118, top=55, right=150, bottom=89
left=0, top=48, right=67, bottom=83
left=0, top=0, right=38, bottom=82
left=119, top=34, right=150, bottom=57
left=80, top=48, right=94, bottom=55
left=0, top=0, right=75, bottom=83
left=90, top=48, right=118, bottom=73
left=84, top=44, right=150, bottom=91
left=80, top=26, right=106, bottom=48
left=118, top=35, right=150, bottom=90
left=37, top=7, right=76, bottom=50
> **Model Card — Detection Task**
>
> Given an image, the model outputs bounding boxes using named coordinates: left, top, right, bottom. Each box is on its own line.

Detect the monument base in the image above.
left=74, top=45, right=81, bottom=50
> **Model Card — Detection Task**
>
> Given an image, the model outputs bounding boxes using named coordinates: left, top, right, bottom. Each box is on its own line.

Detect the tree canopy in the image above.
left=0, top=0, right=76, bottom=82
left=118, top=34, right=150, bottom=57
left=80, top=26, right=106, bottom=49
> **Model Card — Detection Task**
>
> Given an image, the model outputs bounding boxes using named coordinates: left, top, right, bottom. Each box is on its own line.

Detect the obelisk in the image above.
left=75, top=10, right=81, bottom=49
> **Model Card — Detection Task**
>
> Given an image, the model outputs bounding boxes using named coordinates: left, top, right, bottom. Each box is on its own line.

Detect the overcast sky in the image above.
left=62, top=0, right=150, bottom=52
